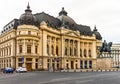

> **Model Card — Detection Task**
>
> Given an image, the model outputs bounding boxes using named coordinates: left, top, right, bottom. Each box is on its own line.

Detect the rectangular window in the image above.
left=28, top=31, right=31, bottom=35
left=9, top=47, right=11, bottom=55
left=18, top=63, right=22, bottom=67
left=35, top=46, right=38, bottom=54
left=27, top=45, right=31, bottom=53
left=19, top=45, right=22, bottom=53
left=18, top=58, right=22, bottom=62
left=89, top=61, right=92, bottom=68
left=26, top=58, right=32, bottom=61
left=19, top=31, right=21, bottom=35
left=36, top=59, right=38, bottom=62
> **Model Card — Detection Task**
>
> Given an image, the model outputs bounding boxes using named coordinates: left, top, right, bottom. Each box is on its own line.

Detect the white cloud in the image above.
left=0, top=0, right=120, bottom=43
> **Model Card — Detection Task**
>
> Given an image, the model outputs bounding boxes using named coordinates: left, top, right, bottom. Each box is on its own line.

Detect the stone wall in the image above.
left=96, top=57, right=113, bottom=69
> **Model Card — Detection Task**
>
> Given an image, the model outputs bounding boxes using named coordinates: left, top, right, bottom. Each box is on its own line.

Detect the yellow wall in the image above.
left=0, top=21, right=102, bottom=70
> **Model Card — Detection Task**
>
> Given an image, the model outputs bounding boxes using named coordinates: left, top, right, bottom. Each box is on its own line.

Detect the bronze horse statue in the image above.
left=99, top=40, right=112, bottom=54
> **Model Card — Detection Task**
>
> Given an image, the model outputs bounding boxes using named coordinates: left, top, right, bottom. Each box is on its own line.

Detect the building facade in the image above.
left=112, top=44, right=120, bottom=68
left=0, top=4, right=102, bottom=71
left=102, top=44, right=120, bottom=68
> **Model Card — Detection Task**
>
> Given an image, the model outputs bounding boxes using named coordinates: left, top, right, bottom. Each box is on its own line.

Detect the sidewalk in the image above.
left=60, top=69, right=120, bottom=72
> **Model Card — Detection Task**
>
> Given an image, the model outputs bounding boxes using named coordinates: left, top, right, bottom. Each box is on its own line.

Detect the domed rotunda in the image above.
left=19, top=3, right=37, bottom=25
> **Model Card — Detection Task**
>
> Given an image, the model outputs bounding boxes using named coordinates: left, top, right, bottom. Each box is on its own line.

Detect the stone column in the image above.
left=61, top=36, right=65, bottom=69
left=92, top=41, right=96, bottom=58
left=86, top=43, right=88, bottom=58
left=78, top=60, right=80, bottom=69
left=77, top=41, right=80, bottom=57
left=87, top=60, right=89, bottom=69
left=54, top=38, right=56, bottom=56
left=22, top=57, right=26, bottom=67
left=32, top=58, right=35, bottom=70
left=43, top=58, right=48, bottom=70
left=32, top=40, right=35, bottom=54
left=8, top=58, right=10, bottom=66
left=16, top=41, right=19, bottom=54
left=92, top=60, right=96, bottom=69
left=83, top=43, right=84, bottom=58
left=16, top=57, right=18, bottom=68
left=49, top=37, right=51, bottom=56
left=43, top=33, right=47, bottom=56
left=68, top=60, right=70, bottom=69
left=11, top=57, right=14, bottom=67
left=82, top=60, right=84, bottom=69
left=73, top=40, right=74, bottom=56
left=23, top=39, right=26, bottom=54
left=68, top=40, right=70, bottom=56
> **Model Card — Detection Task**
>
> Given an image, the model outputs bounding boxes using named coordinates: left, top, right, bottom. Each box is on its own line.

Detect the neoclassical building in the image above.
left=111, top=44, right=120, bottom=68
left=0, top=4, right=102, bottom=71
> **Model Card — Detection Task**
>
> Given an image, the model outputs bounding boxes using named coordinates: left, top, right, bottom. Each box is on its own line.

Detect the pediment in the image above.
left=64, top=31, right=80, bottom=37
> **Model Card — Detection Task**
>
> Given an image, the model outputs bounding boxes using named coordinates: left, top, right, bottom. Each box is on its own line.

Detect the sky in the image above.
left=0, top=0, right=120, bottom=43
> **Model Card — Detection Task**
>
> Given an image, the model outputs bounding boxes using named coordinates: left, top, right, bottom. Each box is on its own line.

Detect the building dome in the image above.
left=93, top=26, right=102, bottom=40
left=19, top=3, right=37, bottom=25
left=57, top=7, right=76, bottom=27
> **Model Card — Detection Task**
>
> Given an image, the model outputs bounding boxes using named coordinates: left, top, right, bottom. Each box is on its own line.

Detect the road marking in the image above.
left=76, top=79, right=94, bottom=83
left=51, top=77, right=71, bottom=82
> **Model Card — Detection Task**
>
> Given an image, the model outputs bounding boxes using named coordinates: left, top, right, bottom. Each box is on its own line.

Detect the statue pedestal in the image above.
left=96, top=53, right=113, bottom=69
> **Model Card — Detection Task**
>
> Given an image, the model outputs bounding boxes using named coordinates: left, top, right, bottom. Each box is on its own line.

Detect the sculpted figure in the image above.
left=99, top=40, right=112, bottom=53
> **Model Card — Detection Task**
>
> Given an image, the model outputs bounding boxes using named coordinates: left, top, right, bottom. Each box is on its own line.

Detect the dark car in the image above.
left=3, top=67, right=14, bottom=73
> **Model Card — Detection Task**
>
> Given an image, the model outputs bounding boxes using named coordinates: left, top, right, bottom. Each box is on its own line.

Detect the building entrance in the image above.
left=71, top=61, right=74, bottom=69
left=26, top=63, right=32, bottom=71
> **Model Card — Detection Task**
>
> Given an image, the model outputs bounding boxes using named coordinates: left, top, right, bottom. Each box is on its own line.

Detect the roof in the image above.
left=2, top=5, right=101, bottom=38
left=34, top=12, right=93, bottom=36
left=34, top=12, right=61, bottom=28
left=77, top=25, right=93, bottom=36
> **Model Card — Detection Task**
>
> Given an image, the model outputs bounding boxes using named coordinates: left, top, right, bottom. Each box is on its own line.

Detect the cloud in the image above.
left=0, top=0, right=120, bottom=43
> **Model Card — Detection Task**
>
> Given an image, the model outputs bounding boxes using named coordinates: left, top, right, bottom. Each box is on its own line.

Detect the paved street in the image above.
left=0, top=71, right=120, bottom=84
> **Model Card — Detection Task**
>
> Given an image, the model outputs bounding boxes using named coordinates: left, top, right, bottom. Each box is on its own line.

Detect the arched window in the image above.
left=65, top=47, right=67, bottom=55
left=89, top=49, right=91, bottom=57
left=27, top=45, right=31, bottom=53
left=19, top=45, right=22, bottom=53
left=80, top=49, right=82, bottom=57
left=9, top=47, right=11, bottom=55
left=47, top=44, right=49, bottom=55
left=56, top=46, right=58, bottom=55
left=84, top=49, right=87, bottom=57
left=51, top=45, right=54, bottom=55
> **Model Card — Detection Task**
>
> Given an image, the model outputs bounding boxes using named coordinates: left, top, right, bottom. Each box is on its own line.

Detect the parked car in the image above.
left=16, top=67, right=27, bottom=73
left=3, top=67, right=14, bottom=73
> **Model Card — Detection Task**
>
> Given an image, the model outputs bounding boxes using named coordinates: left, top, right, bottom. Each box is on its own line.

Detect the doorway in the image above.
left=26, top=63, right=32, bottom=71
left=71, top=61, right=74, bottom=69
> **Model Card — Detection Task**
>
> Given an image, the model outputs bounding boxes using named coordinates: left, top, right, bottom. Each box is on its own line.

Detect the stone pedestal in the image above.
left=96, top=56, right=113, bottom=69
